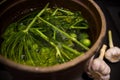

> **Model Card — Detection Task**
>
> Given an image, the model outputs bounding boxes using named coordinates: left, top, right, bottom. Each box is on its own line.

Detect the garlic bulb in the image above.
left=105, top=30, right=120, bottom=63
left=105, top=47, right=120, bottom=63
left=86, top=44, right=111, bottom=80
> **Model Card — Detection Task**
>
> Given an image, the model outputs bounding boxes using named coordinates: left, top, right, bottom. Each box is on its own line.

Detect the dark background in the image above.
left=0, top=0, right=120, bottom=80
left=83, top=0, right=120, bottom=80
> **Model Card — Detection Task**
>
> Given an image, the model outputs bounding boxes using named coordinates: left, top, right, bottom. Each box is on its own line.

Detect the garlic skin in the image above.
left=105, top=47, right=120, bottom=63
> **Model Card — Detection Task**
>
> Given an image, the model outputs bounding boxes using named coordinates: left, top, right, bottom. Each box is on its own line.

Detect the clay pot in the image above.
left=0, top=0, right=106, bottom=80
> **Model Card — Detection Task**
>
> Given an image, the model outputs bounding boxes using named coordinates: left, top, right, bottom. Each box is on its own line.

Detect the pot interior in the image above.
left=0, top=0, right=102, bottom=43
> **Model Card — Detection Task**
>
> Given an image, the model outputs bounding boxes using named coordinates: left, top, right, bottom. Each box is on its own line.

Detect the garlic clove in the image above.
left=87, top=55, right=95, bottom=71
left=85, top=55, right=95, bottom=77
left=101, top=74, right=110, bottom=80
left=91, top=58, right=101, bottom=71
left=105, top=47, right=120, bottom=63
left=91, top=58, right=111, bottom=75
left=94, top=74, right=110, bottom=80
left=102, top=63, right=111, bottom=76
